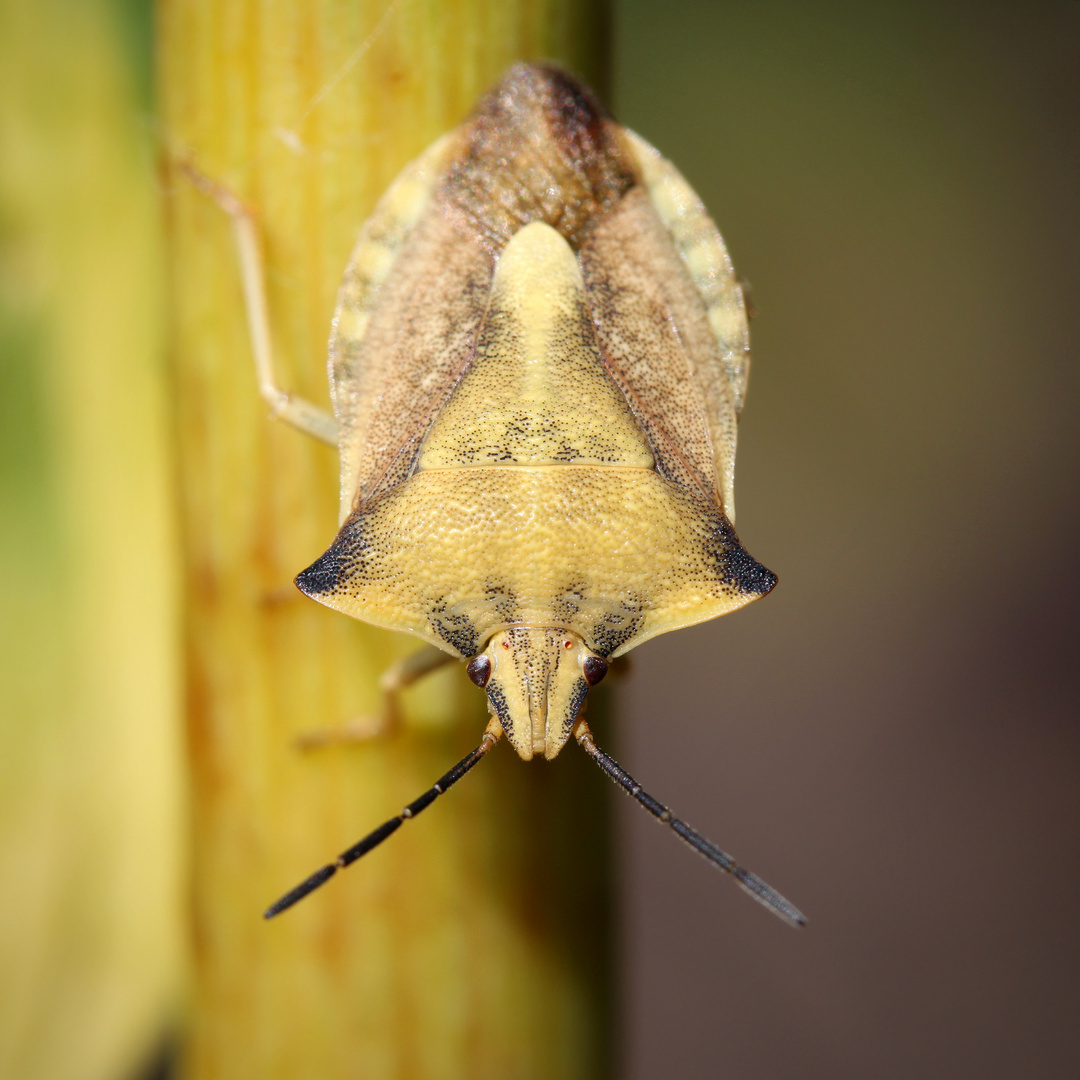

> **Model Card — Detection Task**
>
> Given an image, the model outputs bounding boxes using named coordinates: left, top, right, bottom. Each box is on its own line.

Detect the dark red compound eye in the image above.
left=582, top=656, right=608, bottom=686
left=466, top=655, right=492, bottom=687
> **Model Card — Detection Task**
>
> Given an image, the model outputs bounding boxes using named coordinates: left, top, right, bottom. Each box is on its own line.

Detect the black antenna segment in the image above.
left=264, top=722, right=501, bottom=919
left=574, top=720, right=806, bottom=928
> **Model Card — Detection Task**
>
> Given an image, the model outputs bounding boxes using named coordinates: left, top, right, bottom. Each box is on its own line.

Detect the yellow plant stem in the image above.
left=158, top=3, right=613, bottom=1078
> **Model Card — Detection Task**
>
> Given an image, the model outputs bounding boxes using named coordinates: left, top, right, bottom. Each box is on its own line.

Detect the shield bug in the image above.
left=196, top=63, right=803, bottom=927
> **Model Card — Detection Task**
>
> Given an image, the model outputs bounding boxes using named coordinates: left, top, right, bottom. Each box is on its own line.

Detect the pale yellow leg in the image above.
left=295, top=645, right=456, bottom=749
left=180, top=161, right=338, bottom=445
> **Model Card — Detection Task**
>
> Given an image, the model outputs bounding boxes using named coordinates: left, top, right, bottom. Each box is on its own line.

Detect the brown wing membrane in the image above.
left=582, top=187, right=733, bottom=509
left=332, top=210, right=495, bottom=507
left=439, top=64, right=635, bottom=255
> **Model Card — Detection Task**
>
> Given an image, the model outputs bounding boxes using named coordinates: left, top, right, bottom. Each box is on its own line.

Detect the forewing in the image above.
left=580, top=185, right=732, bottom=511
left=329, top=134, right=500, bottom=521
left=600, top=130, right=752, bottom=520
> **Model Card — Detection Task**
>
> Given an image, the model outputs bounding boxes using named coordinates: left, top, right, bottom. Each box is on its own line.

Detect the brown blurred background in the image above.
left=2, top=1, right=1078, bottom=1078
left=612, top=2, right=1080, bottom=1078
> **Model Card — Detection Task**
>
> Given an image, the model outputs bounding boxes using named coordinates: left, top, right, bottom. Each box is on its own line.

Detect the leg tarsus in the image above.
left=378, top=644, right=457, bottom=695
left=178, top=158, right=338, bottom=446
left=294, top=713, right=394, bottom=750
left=295, top=645, right=456, bottom=750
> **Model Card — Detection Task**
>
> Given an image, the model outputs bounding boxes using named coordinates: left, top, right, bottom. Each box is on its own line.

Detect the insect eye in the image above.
left=466, top=655, right=492, bottom=687
left=582, top=656, right=608, bottom=686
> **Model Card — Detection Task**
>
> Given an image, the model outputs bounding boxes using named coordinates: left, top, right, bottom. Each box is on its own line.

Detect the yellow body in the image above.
left=297, top=65, right=775, bottom=759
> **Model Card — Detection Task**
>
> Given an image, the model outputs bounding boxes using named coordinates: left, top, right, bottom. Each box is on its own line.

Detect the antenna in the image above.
left=264, top=720, right=502, bottom=918
left=574, top=720, right=806, bottom=927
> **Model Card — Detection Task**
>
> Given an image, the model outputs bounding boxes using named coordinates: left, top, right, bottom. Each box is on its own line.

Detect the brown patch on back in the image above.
left=335, top=210, right=496, bottom=505
left=582, top=188, right=732, bottom=506
left=440, top=63, right=638, bottom=253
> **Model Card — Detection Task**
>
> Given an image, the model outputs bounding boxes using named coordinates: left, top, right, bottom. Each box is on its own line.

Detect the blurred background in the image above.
left=1, top=1, right=1077, bottom=1078
left=614, top=2, right=1080, bottom=1078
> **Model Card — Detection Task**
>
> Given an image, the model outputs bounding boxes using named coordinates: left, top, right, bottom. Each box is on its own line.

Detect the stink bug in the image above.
left=193, top=63, right=804, bottom=927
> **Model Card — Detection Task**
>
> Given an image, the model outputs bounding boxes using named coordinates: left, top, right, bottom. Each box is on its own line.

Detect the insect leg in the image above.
left=573, top=718, right=806, bottom=928
left=179, top=160, right=338, bottom=445
left=265, top=718, right=502, bottom=918
left=295, top=645, right=455, bottom=749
